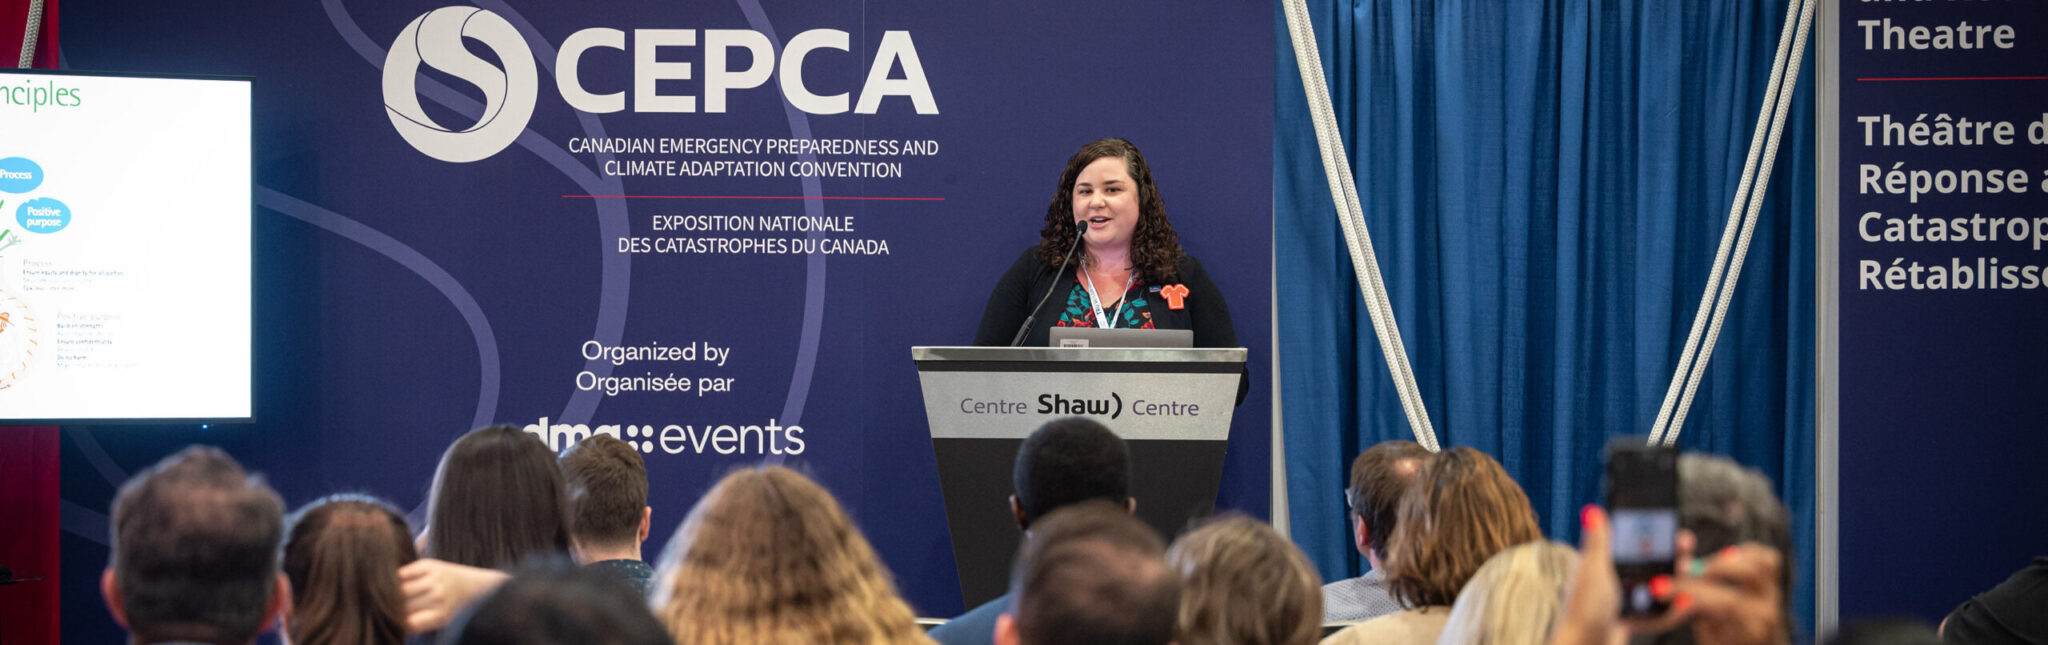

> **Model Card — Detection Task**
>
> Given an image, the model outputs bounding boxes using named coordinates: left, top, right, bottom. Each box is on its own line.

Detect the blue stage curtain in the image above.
left=1276, top=0, right=1815, bottom=631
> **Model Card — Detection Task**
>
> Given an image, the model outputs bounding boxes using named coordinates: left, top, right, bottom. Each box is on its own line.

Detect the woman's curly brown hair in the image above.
left=1036, top=138, right=1187, bottom=283
left=652, top=466, right=934, bottom=645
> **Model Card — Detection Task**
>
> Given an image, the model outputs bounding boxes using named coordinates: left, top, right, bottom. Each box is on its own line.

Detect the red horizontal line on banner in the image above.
left=564, top=194, right=945, bottom=201
left=1857, top=75, right=2048, bottom=82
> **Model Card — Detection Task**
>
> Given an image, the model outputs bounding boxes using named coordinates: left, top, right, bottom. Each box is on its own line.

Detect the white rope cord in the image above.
left=1281, top=0, right=1440, bottom=452
left=1661, top=0, right=1815, bottom=447
left=17, top=0, right=45, bottom=68
left=1647, top=0, right=1805, bottom=446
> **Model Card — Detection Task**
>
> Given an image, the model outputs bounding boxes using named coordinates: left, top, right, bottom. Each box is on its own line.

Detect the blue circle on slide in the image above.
left=16, top=197, right=70, bottom=234
left=0, top=157, right=43, bottom=193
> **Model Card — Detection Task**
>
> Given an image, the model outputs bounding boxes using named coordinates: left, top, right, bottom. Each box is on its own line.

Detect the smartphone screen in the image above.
left=1605, top=438, right=1678, bottom=616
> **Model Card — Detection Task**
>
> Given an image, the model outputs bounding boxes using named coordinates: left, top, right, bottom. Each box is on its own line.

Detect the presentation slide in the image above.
left=0, top=71, right=252, bottom=421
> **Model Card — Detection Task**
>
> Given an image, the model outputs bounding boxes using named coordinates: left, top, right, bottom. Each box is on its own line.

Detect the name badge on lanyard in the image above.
left=1081, top=269, right=1137, bottom=329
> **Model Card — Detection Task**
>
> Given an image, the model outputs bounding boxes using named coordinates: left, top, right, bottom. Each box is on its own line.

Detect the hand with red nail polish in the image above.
left=1547, top=506, right=1698, bottom=645
left=1675, top=543, right=1790, bottom=645
left=1649, top=574, right=1674, bottom=600
left=1548, top=505, right=1622, bottom=645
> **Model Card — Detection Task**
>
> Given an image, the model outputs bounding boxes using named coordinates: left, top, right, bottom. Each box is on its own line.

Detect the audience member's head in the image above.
left=557, top=434, right=651, bottom=563
left=1385, top=446, right=1542, bottom=609
left=282, top=494, right=416, bottom=645
left=1825, top=618, right=1940, bottom=645
left=1678, top=453, right=1792, bottom=591
left=1165, top=515, right=1323, bottom=645
left=1642, top=453, right=1796, bottom=645
left=1011, top=416, right=1132, bottom=529
left=1436, top=540, right=1578, bottom=645
left=996, top=500, right=1179, bottom=645
left=103, top=446, right=288, bottom=645
left=1346, top=439, right=1434, bottom=565
left=425, top=424, right=573, bottom=569
left=442, top=562, right=671, bottom=645
left=651, top=465, right=931, bottom=645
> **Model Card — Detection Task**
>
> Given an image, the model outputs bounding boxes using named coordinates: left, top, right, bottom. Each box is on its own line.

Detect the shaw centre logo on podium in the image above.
left=959, top=392, right=1203, bottom=420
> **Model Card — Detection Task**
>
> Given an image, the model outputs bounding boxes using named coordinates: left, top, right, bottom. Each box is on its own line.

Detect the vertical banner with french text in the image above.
left=1835, top=0, right=2048, bottom=621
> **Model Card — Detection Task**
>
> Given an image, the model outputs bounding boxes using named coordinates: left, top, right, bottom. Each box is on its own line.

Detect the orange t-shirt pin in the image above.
left=1161, top=284, right=1190, bottom=310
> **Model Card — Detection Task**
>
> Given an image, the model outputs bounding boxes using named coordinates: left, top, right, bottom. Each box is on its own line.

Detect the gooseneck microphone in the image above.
left=1010, top=220, right=1088, bottom=347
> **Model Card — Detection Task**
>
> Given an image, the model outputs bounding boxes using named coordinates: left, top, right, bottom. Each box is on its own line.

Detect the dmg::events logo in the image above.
left=383, top=7, right=939, bottom=163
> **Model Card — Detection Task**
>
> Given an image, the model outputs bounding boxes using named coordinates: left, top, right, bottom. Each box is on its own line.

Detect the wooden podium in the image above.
left=911, top=346, right=1245, bottom=609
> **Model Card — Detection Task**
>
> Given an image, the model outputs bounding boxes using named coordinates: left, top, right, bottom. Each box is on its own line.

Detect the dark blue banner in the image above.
left=1836, top=0, right=2048, bottom=622
left=51, top=1, right=1272, bottom=636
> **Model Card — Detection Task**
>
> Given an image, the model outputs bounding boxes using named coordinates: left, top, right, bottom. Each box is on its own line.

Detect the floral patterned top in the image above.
left=1052, top=278, right=1157, bottom=330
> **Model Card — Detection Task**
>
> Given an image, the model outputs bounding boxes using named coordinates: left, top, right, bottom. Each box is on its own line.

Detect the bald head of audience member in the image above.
left=1347, top=439, right=1433, bottom=568
left=558, top=434, right=652, bottom=564
left=1011, top=417, right=1134, bottom=530
left=996, top=501, right=1179, bottom=645
left=102, top=446, right=288, bottom=645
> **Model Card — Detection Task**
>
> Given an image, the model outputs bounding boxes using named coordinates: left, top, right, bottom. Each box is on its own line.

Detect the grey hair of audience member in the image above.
left=1646, top=453, right=1796, bottom=645
left=1679, top=454, right=1793, bottom=594
left=1436, top=540, right=1578, bottom=645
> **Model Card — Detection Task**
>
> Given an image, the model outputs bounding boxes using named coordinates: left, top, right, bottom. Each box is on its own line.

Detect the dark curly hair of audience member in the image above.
left=1012, top=416, right=1131, bottom=527
left=1385, top=446, right=1542, bottom=609
left=425, top=425, right=573, bottom=569
left=1035, top=138, right=1186, bottom=282
left=652, top=466, right=933, bottom=645
left=282, top=494, right=416, bottom=645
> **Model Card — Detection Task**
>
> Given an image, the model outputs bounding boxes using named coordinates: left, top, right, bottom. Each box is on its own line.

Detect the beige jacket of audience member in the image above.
left=1321, top=606, right=1450, bottom=645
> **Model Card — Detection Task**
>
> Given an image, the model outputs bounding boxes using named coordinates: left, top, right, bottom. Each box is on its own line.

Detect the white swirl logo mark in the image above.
left=382, top=7, right=538, bottom=163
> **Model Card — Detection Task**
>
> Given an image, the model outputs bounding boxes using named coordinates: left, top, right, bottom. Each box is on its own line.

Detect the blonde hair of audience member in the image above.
left=1386, top=447, right=1543, bottom=609
left=1165, top=515, right=1323, bottom=645
left=1437, top=541, right=1579, bottom=645
left=652, top=466, right=934, bottom=645
left=282, top=495, right=416, bottom=645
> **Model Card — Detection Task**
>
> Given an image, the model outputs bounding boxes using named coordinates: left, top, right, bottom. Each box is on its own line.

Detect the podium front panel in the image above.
left=911, top=346, right=1243, bottom=610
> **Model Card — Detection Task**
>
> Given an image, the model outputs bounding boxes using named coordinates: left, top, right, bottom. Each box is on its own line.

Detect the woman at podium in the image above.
left=973, top=138, right=1240, bottom=350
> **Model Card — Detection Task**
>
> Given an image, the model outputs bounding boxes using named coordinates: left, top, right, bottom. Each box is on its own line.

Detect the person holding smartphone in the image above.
left=1552, top=452, right=1794, bottom=645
